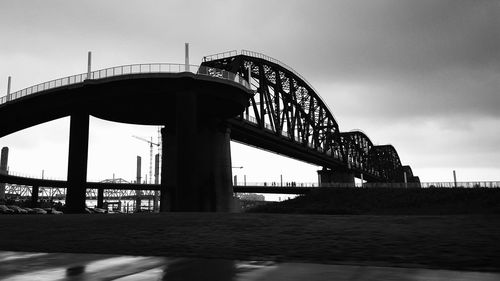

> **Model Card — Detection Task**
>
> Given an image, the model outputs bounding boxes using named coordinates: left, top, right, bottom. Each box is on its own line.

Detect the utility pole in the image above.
left=136, top=156, right=142, bottom=212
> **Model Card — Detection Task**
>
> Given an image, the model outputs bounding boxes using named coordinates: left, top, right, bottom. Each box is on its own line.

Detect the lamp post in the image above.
left=232, top=166, right=243, bottom=186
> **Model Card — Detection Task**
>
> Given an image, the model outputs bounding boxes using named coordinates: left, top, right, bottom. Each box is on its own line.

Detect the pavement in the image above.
left=1, top=251, right=499, bottom=281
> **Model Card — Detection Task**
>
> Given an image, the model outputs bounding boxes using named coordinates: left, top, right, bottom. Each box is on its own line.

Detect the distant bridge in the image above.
left=0, top=49, right=418, bottom=212
left=2, top=172, right=498, bottom=205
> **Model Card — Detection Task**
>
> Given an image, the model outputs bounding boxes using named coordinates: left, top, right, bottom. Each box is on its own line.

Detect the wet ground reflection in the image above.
left=0, top=251, right=499, bottom=281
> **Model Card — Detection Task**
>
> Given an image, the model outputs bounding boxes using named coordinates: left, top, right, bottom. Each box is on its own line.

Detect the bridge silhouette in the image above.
left=0, top=49, right=418, bottom=213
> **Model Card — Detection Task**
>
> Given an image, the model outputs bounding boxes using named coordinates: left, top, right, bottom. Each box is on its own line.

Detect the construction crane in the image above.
left=132, top=135, right=160, bottom=184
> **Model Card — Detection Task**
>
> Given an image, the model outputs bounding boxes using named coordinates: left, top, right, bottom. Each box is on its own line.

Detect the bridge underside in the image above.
left=228, top=119, right=380, bottom=183
left=0, top=73, right=251, bottom=213
left=0, top=73, right=249, bottom=138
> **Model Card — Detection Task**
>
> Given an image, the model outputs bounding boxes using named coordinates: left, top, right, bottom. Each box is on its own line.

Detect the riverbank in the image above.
left=0, top=213, right=499, bottom=273
left=247, top=188, right=500, bottom=215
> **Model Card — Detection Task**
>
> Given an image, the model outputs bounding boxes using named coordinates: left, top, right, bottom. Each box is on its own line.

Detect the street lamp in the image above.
left=232, top=166, right=244, bottom=186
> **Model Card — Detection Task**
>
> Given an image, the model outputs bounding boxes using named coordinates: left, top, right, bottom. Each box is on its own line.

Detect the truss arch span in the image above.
left=203, top=50, right=345, bottom=162
left=339, top=130, right=378, bottom=176
left=203, top=50, right=414, bottom=183
left=370, top=145, right=403, bottom=182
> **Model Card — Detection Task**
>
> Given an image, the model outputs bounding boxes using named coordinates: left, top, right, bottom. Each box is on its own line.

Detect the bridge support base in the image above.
left=160, top=91, right=234, bottom=212
left=97, top=188, right=104, bottom=209
left=31, top=185, right=39, bottom=207
left=65, top=113, right=89, bottom=213
left=318, top=167, right=355, bottom=187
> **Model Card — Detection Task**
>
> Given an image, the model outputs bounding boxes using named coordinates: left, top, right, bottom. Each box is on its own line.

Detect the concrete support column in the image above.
left=0, top=147, right=8, bottom=199
left=160, top=126, right=172, bottom=212
left=160, top=91, right=234, bottom=212
left=210, top=124, right=233, bottom=212
left=31, top=185, right=39, bottom=207
left=317, top=167, right=355, bottom=187
left=65, top=113, right=89, bottom=213
left=97, top=188, right=104, bottom=208
left=0, top=181, right=4, bottom=199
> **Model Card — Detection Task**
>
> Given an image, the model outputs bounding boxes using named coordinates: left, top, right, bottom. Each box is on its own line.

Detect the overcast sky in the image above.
left=0, top=0, right=499, bottom=185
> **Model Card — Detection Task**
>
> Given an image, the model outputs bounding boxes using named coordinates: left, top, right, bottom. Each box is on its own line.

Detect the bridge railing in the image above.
left=234, top=181, right=500, bottom=188
left=0, top=63, right=249, bottom=105
left=203, top=50, right=239, bottom=62
left=235, top=182, right=318, bottom=187
left=2, top=170, right=65, bottom=181
left=419, top=181, right=500, bottom=188
left=203, top=49, right=337, bottom=122
left=204, top=50, right=319, bottom=96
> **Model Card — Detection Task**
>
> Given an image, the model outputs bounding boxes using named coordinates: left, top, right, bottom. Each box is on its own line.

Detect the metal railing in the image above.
left=203, top=50, right=238, bottom=62
left=0, top=63, right=250, bottom=105
left=1, top=170, right=64, bottom=181
left=234, top=181, right=500, bottom=188
left=237, top=182, right=318, bottom=187
left=2, top=173, right=500, bottom=190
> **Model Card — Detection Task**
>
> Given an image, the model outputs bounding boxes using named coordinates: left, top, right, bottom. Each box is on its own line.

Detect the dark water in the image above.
left=0, top=251, right=498, bottom=281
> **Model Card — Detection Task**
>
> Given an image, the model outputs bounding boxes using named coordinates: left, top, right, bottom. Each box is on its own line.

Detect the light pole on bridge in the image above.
left=87, top=51, right=92, bottom=79
left=6, top=76, right=11, bottom=102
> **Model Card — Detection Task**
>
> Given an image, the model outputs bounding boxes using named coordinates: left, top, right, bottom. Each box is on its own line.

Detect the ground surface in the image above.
left=0, top=213, right=499, bottom=273
left=248, top=188, right=500, bottom=215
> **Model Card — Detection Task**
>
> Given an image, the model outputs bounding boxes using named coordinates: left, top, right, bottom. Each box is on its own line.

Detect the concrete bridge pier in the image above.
left=97, top=188, right=104, bottom=209
left=31, top=185, right=39, bottom=207
left=0, top=147, right=8, bottom=199
left=160, top=91, right=235, bottom=212
left=318, top=167, right=355, bottom=187
left=65, top=113, right=90, bottom=213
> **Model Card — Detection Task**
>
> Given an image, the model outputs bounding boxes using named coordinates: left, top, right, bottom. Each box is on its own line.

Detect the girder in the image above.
left=4, top=183, right=157, bottom=201
left=203, top=50, right=417, bottom=183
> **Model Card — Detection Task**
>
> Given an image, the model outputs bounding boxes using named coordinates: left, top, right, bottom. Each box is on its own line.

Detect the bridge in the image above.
left=0, top=49, right=418, bottom=213
left=2, top=171, right=498, bottom=211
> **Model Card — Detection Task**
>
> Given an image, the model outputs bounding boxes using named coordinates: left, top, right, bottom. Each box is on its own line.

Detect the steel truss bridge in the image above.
left=4, top=178, right=499, bottom=202
left=3, top=179, right=157, bottom=201
left=0, top=49, right=420, bottom=210
left=202, top=50, right=418, bottom=183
